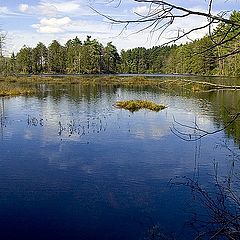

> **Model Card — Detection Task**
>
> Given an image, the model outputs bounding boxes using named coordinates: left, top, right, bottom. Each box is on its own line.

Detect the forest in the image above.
left=0, top=11, right=239, bottom=76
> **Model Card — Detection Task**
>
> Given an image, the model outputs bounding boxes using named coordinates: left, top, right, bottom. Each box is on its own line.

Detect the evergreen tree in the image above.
left=32, top=42, right=48, bottom=73
left=48, top=40, right=66, bottom=73
left=104, top=42, right=120, bottom=73
left=66, top=37, right=82, bottom=73
left=16, top=45, right=32, bottom=73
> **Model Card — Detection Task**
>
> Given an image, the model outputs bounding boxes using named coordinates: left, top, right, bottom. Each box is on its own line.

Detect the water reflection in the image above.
left=0, top=83, right=239, bottom=239
left=0, top=98, right=4, bottom=137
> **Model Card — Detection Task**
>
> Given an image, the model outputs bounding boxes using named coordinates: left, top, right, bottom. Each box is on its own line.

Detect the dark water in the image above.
left=0, top=82, right=240, bottom=240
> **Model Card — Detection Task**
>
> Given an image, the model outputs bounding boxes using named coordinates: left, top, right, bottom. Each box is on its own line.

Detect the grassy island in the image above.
left=115, top=100, right=166, bottom=112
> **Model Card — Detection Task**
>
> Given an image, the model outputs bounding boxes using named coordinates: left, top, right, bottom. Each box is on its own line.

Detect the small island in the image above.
left=115, top=100, right=166, bottom=112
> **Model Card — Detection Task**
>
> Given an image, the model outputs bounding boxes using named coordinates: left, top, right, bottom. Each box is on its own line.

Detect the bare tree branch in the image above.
left=92, top=0, right=240, bottom=57
left=171, top=112, right=240, bottom=142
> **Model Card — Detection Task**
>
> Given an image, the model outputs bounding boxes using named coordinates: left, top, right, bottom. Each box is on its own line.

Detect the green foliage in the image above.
left=120, top=47, right=151, bottom=73
left=104, top=42, right=120, bottom=73
left=66, top=37, right=82, bottom=73
left=164, top=38, right=217, bottom=75
left=80, top=37, right=103, bottom=73
left=0, top=36, right=121, bottom=75
left=213, top=11, right=240, bottom=76
left=48, top=40, right=66, bottom=73
left=32, top=42, right=48, bottom=73
left=16, top=45, right=32, bottom=73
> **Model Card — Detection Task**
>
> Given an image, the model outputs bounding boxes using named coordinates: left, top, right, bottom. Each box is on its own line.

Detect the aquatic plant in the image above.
left=115, top=100, right=166, bottom=112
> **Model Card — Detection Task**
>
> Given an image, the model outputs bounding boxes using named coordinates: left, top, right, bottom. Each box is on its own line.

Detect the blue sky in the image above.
left=0, top=0, right=239, bottom=54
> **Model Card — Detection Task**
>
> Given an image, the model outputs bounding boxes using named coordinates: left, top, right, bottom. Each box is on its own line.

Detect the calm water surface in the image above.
left=0, top=81, right=240, bottom=239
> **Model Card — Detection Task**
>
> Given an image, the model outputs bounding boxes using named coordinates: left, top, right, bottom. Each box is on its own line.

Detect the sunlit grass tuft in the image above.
left=0, top=83, right=36, bottom=97
left=115, top=100, right=166, bottom=112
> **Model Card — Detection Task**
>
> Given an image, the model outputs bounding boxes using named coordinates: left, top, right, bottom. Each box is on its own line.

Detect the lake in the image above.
left=0, top=78, right=240, bottom=239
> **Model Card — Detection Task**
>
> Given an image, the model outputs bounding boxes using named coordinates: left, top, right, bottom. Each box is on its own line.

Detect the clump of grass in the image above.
left=115, top=100, right=166, bottom=112
left=192, top=85, right=201, bottom=92
left=0, top=86, right=36, bottom=97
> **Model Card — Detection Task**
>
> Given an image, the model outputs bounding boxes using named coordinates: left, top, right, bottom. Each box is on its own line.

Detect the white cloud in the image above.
left=0, top=6, right=10, bottom=14
left=32, top=17, right=72, bottom=33
left=132, top=6, right=149, bottom=15
left=18, top=1, right=81, bottom=17
left=19, top=4, right=29, bottom=13
left=19, top=2, right=57, bottom=16
left=0, top=6, right=18, bottom=16
left=43, top=1, right=80, bottom=13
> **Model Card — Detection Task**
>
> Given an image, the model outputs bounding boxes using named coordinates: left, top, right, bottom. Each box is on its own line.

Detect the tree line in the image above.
left=120, top=11, right=240, bottom=76
left=0, top=11, right=239, bottom=76
left=0, top=35, right=120, bottom=75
